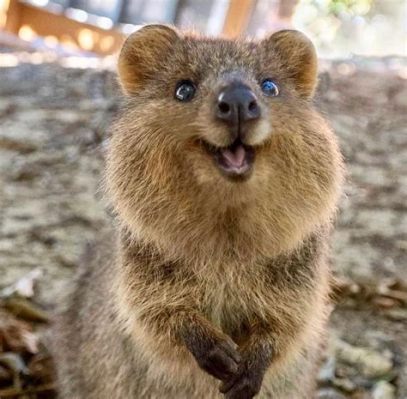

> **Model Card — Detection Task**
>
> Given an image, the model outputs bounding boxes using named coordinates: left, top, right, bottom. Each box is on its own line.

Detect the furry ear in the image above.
left=261, top=30, right=318, bottom=98
left=118, top=24, right=180, bottom=94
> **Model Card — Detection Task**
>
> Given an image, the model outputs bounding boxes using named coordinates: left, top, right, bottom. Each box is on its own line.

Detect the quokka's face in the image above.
left=108, top=25, right=343, bottom=257
left=115, top=25, right=337, bottom=187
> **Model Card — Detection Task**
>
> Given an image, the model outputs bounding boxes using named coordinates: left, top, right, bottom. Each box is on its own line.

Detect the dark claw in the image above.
left=220, top=366, right=263, bottom=399
left=220, top=336, right=273, bottom=398
left=184, top=332, right=241, bottom=381
left=202, top=343, right=240, bottom=380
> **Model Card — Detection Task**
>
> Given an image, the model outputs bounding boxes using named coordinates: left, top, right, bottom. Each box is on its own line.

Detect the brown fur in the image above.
left=54, top=25, right=344, bottom=399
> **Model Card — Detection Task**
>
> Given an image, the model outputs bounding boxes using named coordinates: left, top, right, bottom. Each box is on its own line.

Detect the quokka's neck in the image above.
left=116, top=223, right=329, bottom=281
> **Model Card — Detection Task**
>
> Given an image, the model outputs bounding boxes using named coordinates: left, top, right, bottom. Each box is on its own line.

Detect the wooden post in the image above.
left=2, top=1, right=126, bottom=55
left=278, top=0, right=299, bottom=20
left=3, top=0, right=22, bottom=33
left=222, top=0, right=255, bottom=38
left=0, top=0, right=7, bottom=28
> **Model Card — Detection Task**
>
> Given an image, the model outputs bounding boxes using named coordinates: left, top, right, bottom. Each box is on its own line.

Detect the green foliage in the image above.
left=327, top=0, right=373, bottom=16
left=302, top=0, right=373, bottom=17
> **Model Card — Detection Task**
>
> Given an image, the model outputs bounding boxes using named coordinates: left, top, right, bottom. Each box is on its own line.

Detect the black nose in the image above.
left=216, top=84, right=260, bottom=132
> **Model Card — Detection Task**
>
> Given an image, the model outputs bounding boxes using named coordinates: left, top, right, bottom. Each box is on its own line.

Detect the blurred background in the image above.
left=0, top=1, right=406, bottom=398
left=0, top=0, right=406, bottom=58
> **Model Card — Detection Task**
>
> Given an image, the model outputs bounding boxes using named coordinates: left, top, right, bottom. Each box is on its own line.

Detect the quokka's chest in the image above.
left=195, top=251, right=321, bottom=337
left=197, top=269, right=275, bottom=334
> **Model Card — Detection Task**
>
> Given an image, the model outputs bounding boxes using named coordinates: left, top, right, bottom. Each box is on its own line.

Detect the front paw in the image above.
left=219, top=364, right=264, bottom=399
left=186, top=335, right=242, bottom=381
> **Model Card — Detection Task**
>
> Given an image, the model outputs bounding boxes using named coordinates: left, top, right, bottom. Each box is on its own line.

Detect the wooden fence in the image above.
left=1, top=0, right=255, bottom=54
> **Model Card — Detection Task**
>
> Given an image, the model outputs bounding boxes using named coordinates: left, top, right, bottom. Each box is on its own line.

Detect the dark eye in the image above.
left=261, top=79, right=279, bottom=97
left=175, top=80, right=196, bottom=102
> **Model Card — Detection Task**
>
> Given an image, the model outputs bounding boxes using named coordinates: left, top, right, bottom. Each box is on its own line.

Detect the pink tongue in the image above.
left=222, top=145, right=246, bottom=168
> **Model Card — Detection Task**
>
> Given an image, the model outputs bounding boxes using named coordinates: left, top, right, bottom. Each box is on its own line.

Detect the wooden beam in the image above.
left=3, top=1, right=126, bottom=55
left=3, top=0, right=22, bottom=33
left=0, top=0, right=9, bottom=28
left=222, top=0, right=255, bottom=39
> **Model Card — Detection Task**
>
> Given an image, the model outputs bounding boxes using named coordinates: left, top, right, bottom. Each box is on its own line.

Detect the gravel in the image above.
left=0, top=52, right=406, bottom=398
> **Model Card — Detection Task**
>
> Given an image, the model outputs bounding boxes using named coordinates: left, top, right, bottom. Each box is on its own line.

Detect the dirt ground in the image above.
left=0, top=52, right=406, bottom=398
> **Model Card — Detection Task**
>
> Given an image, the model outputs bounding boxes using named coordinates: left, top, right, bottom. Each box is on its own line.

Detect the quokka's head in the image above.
left=107, top=25, right=343, bottom=260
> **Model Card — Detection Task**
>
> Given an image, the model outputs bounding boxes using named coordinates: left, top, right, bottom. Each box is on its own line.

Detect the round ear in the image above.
left=261, top=30, right=318, bottom=99
left=118, top=24, right=180, bottom=95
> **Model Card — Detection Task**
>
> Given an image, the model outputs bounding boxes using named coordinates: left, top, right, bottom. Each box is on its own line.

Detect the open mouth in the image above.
left=202, top=139, right=255, bottom=179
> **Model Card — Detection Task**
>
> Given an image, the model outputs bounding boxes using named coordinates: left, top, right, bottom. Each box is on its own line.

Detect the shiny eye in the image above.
left=261, top=79, right=279, bottom=97
left=175, top=80, right=196, bottom=102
